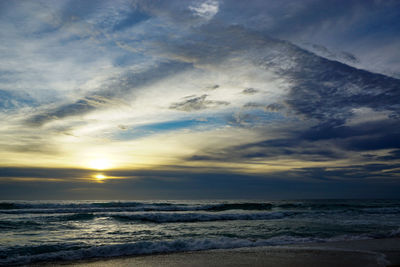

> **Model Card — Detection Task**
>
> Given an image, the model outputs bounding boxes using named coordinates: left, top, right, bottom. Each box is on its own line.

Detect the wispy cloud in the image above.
left=170, top=94, right=229, bottom=112
left=0, top=0, right=399, bottom=198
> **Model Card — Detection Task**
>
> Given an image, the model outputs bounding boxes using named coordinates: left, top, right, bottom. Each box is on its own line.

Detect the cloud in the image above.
left=25, top=61, right=193, bottom=126
left=170, top=94, right=229, bottom=112
left=283, top=56, right=400, bottom=125
left=265, top=103, right=285, bottom=112
left=242, top=102, right=264, bottom=109
left=299, top=43, right=359, bottom=64
left=189, top=0, right=219, bottom=20
left=242, top=88, right=259, bottom=95
left=26, top=96, right=108, bottom=126
left=205, top=84, right=220, bottom=91
left=376, top=149, right=400, bottom=161
left=0, top=167, right=91, bottom=180
left=214, top=0, right=400, bottom=77
left=293, top=163, right=400, bottom=181
left=0, top=0, right=399, bottom=199
left=188, top=136, right=342, bottom=164
left=242, top=102, right=285, bottom=113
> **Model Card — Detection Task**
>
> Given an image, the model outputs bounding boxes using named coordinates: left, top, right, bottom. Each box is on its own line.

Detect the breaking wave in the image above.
left=0, top=234, right=387, bottom=266
left=2, top=200, right=399, bottom=215
left=111, top=211, right=289, bottom=223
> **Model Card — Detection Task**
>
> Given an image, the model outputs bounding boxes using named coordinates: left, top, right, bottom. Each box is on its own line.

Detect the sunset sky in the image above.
left=1, top=0, right=400, bottom=199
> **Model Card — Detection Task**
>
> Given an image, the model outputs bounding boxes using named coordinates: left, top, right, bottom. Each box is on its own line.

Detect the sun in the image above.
left=94, top=174, right=107, bottom=181
left=88, top=158, right=112, bottom=170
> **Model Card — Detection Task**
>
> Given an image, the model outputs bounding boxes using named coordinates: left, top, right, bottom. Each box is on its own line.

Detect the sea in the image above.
left=1, top=199, right=399, bottom=266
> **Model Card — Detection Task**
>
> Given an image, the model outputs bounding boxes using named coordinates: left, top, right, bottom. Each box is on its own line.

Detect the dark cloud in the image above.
left=284, top=56, right=400, bottom=125
left=293, top=163, right=400, bottom=181
left=301, top=43, right=359, bottom=64
left=188, top=155, right=215, bottom=161
left=215, top=0, right=400, bottom=77
left=0, top=167, right=92, bottom=180
left=376, top=149, right=400, bottom=161
left=301, top=119, right=400, bottom=152
left=205, top=84, right=220, bottom=91
left=242, top=88, right=259, bottom=95
left=26, top=96, right=108, bottom=126
left=188, top=136, right=342, bottom=163
left=242, top=102, right=285, bottom=112
left=219, top=0, right=400, bottom=42
left=343, top=132, right=400, bottom=151
left=302, top=120, right=399, bottom=141
left=265, top=103, right=285, bottom=112
left=170, top=94, right=229, bottom=112
left=242, top=102, right=263, bottom=109
left=189, top=118, right=400, bottom=164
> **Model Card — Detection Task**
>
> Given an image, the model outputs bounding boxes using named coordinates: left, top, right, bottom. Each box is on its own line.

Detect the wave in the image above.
left=2, top=232, right=398, bottom=266
left=0, top=236, right=327, bottom=266
left=0, top=201, right=272, bottom=211
left=0, top=202, right=275, bottom=214
left=111, top=211, right=290, bottom=223
left=56, top=213, right=95, bottom=221
left=204, top=203, right=273, bottom=211
left=0, top=211, right=290, bottom=230
left=0, top=213, right=95, bottom=231
left=1, top=201, right=399, bottom=215
left=360, top=207, right=400, bottom=214
left=0, top=220, right=42, bottom=230
left=0, top=203, right=17, bottom=210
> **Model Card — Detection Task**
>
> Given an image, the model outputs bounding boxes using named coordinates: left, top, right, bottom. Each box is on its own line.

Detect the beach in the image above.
left=38, top=238, right=400, bottom=267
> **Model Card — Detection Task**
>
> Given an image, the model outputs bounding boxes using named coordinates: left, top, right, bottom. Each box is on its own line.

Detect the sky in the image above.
left=0, top=0, right=400, bottom=199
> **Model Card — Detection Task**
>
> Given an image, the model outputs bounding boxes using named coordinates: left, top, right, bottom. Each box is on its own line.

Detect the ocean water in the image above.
left=0, top=199, right=399, bottom=265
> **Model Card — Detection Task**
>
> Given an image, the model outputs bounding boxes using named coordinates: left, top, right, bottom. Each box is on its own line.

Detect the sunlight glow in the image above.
left=94, top=174, right=107, bottom=182
left=88, top=158, right=112, bottom=170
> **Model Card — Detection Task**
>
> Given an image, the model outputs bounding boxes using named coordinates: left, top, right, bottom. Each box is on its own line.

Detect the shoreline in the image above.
left=34, top=238, right=400, bottom=267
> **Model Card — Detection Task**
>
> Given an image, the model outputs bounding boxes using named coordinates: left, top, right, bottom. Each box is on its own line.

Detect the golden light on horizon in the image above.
left=94, top=174, right=107, bottom=182
left=88, top=158, right=112, bottom=170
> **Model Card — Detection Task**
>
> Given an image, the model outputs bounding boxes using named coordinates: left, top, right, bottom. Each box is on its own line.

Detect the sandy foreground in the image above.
left=36, top=238, right=400, bottom=267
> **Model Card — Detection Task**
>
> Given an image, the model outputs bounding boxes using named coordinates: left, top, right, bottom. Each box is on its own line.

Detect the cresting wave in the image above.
left=0, top=202, right=274, bottom=213
left=111, top=211, right=290, bottom=223
left=1, top=201, right=399, bottom=214
left=0, top=238, right=277, bottom=265
left=0, top=211, right=291, bottom=230
left=0, top=234, right=393, bottom=266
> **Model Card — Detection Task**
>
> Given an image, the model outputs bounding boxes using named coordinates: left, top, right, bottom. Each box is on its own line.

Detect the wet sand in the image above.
left=38, top=238, right=400, bottom=267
